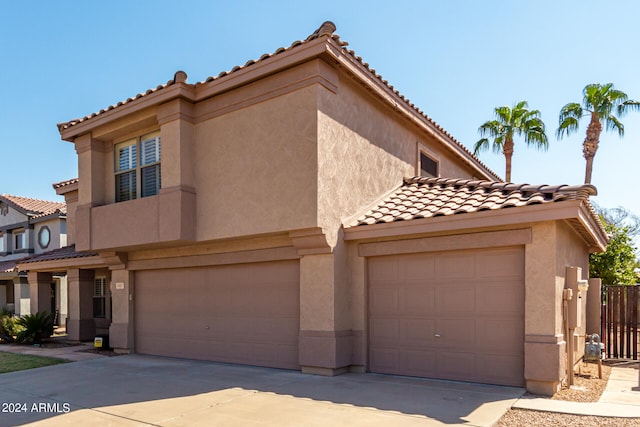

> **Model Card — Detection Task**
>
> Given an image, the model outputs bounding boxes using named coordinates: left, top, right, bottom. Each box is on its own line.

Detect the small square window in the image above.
left=14, top=232, right=25, bottom=250
left=420, top=152, right=438, bottom=177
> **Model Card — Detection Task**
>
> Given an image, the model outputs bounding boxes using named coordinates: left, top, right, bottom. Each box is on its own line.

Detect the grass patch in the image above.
left=0, top=352, right=67, bottom=374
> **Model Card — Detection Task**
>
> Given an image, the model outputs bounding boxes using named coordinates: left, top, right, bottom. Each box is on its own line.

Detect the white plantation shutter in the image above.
left=114, top=133, right=161, bottom=202
left=141, top=136, right=160, bottom=165
left=93, top=277, right=107, bottom=318
left=141, top=135, right=161, bottom=197
left=117, top=143, right=137, bottom=171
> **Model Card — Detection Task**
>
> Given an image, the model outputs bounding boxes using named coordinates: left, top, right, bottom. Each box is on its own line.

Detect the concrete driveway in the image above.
left=0, top=355, right=523, bottom=426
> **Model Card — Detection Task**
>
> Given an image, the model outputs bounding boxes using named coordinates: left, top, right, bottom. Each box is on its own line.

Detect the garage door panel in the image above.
left=370, top=318, right=400, bottom=343
left=476, top=354, right=523, bottom=386
left=437, top=286, right=476, bottom=314
left=477, top=250, right=524, bottom=278
left=406, top=319, right=435, bottom=342
left=437, top=253, right=476, bottom=279
left=369, top=257, right=398, bottom=281
left=437, top=351, right=476, bottom=379
left=370, top=287, right=398, bottom=313
left=476, top=283, right=522, bottom=313
left=401, top=253, right=436, bottom=281
left=476, top=318, right=523, bottom=351
left=403, top=286, right=435, bottom=313
left=406, top=350, right=436, bottom=376
left=370, top=348, right=399, bottom=371
left=436, top=319, right=476, bottom=348
left=369, top=247, right=524, bottom=387
left=136, top=260, right=300, bottom=370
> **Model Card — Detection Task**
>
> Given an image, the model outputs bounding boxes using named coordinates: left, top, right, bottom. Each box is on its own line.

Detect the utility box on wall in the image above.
left=565, top=267, right=589, bottom=329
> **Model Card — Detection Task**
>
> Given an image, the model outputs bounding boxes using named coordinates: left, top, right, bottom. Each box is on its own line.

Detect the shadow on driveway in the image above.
left=0, top=355, right=523, bottom=426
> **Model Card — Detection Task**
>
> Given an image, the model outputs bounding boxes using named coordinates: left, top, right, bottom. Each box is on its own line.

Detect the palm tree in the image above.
left=556, top=83, right=640, bottom=184
left=474, top=101, right=548, bottom=182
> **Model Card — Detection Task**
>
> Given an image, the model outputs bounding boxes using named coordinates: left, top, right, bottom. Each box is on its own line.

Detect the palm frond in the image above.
left=604, top=115, right=624, bottom=136
left=556, top=103, right=583, bottom=138
left=473, top=138, right=491, bottom=154
left=619, top=99, right=640, bottom=116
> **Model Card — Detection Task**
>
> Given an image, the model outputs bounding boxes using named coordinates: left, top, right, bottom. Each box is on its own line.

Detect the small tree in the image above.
left=590, top=218, right=639, bottom=286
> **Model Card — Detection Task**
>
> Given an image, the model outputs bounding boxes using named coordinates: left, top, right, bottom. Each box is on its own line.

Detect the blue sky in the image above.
left=1, top=1, right=639, bottom=222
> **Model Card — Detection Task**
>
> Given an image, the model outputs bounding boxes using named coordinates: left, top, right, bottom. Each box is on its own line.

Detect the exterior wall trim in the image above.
left=127, top=246, right=299, bottom=271
left=357, top=228, right=532, bottom=258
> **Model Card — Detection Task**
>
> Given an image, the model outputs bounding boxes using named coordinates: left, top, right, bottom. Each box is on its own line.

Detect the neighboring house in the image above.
left=19, top=22, right=607, bottom=395
left=0, top=194, right=68, bottom=324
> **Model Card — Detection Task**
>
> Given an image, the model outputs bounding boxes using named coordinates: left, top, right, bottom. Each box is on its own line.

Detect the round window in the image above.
left=38, top=226, right=51, bottom=249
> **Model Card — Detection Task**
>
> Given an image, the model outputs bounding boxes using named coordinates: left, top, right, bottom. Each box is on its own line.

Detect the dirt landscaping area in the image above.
left=497, top=360, right=640, bottom=426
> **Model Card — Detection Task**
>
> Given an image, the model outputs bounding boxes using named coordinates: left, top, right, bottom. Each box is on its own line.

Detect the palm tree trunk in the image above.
left=503, top=136, right=514, bottom=182
left=583, top=113, right=602, bottom=184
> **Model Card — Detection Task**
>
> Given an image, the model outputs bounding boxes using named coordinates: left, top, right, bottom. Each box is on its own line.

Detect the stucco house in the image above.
left=20, top=22, right=607, bottom=395
left=0, top=193, right=68, bottom=324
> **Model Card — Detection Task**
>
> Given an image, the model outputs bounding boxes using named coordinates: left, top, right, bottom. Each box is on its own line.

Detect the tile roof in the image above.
left=56, top=22, right=343, bottom=132
left=0, top=259, right=20, bottom=273
left=52, top=178, right=79, bottom=189
left=19, top=245, right=98, bottom=264
left=351, top=177, right=599, bottom=226
left=55, top=21, right=499, bottom=179
left=0, top=195, right=66, bottom=217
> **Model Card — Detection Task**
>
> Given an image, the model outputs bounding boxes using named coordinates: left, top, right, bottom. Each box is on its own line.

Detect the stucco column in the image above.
left=74, top=134, right=108, bottom=252
left=292, top=229, right=353, bottom=376
left=13, top=276, right=30, bottom=316
left=67, top=269, right=95, bottom=340
left=28, top=271, right=52, bottom=315
left=523, top=222, right=565, bottom=396
left=108, top=268, right=135, bottom=353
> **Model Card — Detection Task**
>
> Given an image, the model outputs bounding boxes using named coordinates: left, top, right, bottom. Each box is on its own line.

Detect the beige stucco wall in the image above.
left=317, top=76, right=479, bottom=247
left=193, top=86, right=318, bottom=241
left=33, top=218, right=65, bottom=254
left=0, top=206, right=27, bottom=227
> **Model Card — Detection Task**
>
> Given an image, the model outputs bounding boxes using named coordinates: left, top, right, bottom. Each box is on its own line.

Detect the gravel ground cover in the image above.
left=497, top=360, right=640, bottom=427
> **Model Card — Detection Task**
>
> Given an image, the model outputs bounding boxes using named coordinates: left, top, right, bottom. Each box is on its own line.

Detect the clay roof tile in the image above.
left=349, top=177, right=601, bottom=227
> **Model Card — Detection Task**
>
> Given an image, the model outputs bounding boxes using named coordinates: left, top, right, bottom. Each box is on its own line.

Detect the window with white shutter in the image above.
left=115, top=131, right=161, bottom=202
left=93, top=277, right=107, bottom=318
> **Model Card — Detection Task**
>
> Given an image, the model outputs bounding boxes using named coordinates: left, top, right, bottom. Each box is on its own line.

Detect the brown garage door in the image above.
left=368, top=247, right=524, bottom=386
left=135, top=260, right=300, bottom=370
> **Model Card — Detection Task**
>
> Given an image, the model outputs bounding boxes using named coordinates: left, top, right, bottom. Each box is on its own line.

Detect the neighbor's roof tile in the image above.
left=1, top=195, right=65, bottom=217
left=0, top=259, right=20, bottom=273
left=351, top=177, right=599, bottom=227
left=20, top=245, right=98, bottom=264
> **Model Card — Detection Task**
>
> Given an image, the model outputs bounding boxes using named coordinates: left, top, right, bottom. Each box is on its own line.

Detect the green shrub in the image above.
left=15, top=311, right=55, bottom=344
left=0, top=314, right=23, bottom=343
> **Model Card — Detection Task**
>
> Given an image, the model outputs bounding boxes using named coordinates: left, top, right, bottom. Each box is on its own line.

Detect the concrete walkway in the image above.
left=0, top=341, right=104, bottom=361
left=513, top=362, right=640, bottom=418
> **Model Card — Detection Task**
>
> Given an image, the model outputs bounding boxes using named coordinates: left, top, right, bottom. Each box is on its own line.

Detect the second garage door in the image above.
left=368, top=247, right=524, bottom=386
left=135, top=260, right=300, bottom=370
